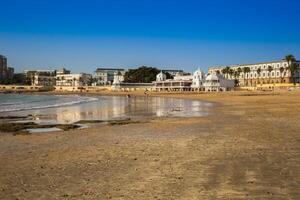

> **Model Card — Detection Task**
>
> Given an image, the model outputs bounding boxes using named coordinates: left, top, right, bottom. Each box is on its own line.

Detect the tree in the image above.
left=228, top=69, right=234, bottom=79
left=221, top=66, right=230, bottom=78
left=124, top=66, right=160, bottom=83
left=267, top=65, right=273, bottom=83
left=165, top=72, right=173, bottom=79
left=285, top=54, right=297, bottom=85
left=257, top=67, right=261, bottom=85
left=233, top=70, right=238, bottom=84
left=242, top=67, right=250, bottom=86
left=234, top=67, right=242, bottom=86
left=73, top=78, right=76, bottom=86
left=279, top=67, right=285, bottom=83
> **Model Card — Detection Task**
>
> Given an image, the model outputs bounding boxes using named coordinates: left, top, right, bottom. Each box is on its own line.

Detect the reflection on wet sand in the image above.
left=13, top=96, right=212, bottom=124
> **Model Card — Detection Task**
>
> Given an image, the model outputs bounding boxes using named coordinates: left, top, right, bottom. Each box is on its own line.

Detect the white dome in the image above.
left=193, top=69, right=204, bottom=77
left=205, top=74, right=222, bottom=81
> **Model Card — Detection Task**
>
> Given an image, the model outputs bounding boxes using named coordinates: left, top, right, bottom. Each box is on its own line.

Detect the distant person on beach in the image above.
left=144, top=90, right=149, bottom=97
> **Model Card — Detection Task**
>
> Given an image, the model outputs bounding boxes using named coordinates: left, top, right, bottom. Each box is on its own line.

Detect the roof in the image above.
left=162, top=69, right=183, bottom=72
left=209, top=59, right=300, bottom=70
left=96, top=68, right=125, bottom=72
left=24, top=69, right=56, bottom=73
left=205, top=74, right=224, bottom=81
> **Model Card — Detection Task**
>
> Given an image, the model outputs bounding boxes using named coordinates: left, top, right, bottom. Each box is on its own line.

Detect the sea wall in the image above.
left=239, top=83, right=300, bottom=91
left=54, top=86, right=112, bottom=92
left=0, top=85, right=54, bottom=92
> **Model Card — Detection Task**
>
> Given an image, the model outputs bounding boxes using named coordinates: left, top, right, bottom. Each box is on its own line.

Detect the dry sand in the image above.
left=0, top=90, right=299, bottom=199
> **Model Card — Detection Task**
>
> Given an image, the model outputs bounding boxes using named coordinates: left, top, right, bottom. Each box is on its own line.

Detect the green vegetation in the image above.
left=221, top=66, right=231, bottom=78
left=279, top=67, right=285, bottom=83
left=108, top=119, right=141, bottom=126
left=124, top=66, right=159, bottom=83
left=285, top=54, right=298, bottom=85
left=0, top=122, right=80, bottom=135
left=267, top=65, right=273, bottom=83
left=75, top=118, right=143, bottom=126
left=256, top=67, right=261, bottom=84
left=0, top=73, right=27, bottom=85
left=242, top=67, right=251, bottom=86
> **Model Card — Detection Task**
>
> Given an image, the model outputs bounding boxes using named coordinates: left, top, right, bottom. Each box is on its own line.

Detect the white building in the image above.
left=156, top=71, right=167, bottom=82
left=24, top=70, right=56, bottom=86
left=93, top=68, right=125, bottom=85
left=154, top=71, right=194, bottom=92
left=173, top=72, right=193, bottom=81
left=56, top=68, right=70, bottom=75
left=208, top=59, right=300, bottom=87
left=112, top=71, right=125, bottom=84
left=33, top=74, right=56, bottom=86
left=154, top=69, right=234, bottom=92
left=56, top=73, right=92, bottom=87
left=191, top=69, right=206, bottom=91
left=203, top=73, right=235, bottom=92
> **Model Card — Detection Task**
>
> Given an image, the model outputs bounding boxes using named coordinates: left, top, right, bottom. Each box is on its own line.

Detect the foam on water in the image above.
left=0, top=94, right=98, bottom=113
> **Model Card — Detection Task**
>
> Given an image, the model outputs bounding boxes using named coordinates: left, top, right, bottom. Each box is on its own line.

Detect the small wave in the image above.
left=0, top=99, right=47, bottom=106
left=0, top=97, right=99, bottom=113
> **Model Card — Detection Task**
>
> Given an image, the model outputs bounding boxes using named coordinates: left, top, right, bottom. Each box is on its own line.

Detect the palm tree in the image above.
left=228, top=69, right=234, bottom=79
left=285, top=54, right=297, bottom=85
left=279, top=67, right=285, bottom=83
left=73, top=78, right=76, bottom=86
left=267, top=65, right=273, bottom=83
left=242, top=67, right=250, bottom=86
left=257, top=67, right=261, bottom=85
left=221, top=66, right=230, bottom=78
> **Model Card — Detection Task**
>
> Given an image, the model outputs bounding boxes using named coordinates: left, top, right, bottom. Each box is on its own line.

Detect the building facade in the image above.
left=56, top=73, right=92, bottom=87
left=208, top=59, right=300, bottom=87
left=94, top=68, right=125, bottom=85
left=0, top=55, right=14, bottom=84
left=24, top=70, right=56, bottom=86
left=191, top=69, right=206, bottom=91
left=56, top=68, right=71, bottom=75
left=154, top=69, right=234, bottom=92
left=154, top=71, right=194, bottom=92
left=203, top=74, right=235, bottom=92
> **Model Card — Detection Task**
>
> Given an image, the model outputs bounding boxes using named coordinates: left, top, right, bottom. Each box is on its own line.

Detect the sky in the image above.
left=1, top=0, right=300, bottom=73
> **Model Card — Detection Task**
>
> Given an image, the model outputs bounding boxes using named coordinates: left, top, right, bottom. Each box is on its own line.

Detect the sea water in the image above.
left=0, top=94, right=212, bottom=124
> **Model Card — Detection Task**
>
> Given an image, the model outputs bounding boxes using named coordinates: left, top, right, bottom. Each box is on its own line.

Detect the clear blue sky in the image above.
left=1, top=0, right=300, bottom=73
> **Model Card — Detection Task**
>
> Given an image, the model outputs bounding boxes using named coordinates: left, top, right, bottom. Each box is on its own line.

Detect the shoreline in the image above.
left=0, top=92, right=215, bottom=134
left=1, top=90, right=300, bottom=199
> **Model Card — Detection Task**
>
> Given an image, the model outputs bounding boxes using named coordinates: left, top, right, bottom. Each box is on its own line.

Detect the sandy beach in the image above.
left=0, top=90, right=300, bottom=199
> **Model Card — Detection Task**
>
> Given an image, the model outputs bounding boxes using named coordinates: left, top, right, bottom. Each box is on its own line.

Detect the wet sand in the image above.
left=0, top=90, right=300, bottom=199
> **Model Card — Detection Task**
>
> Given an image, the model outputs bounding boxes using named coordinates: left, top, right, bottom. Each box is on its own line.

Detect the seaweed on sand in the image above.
left=0, top=122, right=80, bottom=135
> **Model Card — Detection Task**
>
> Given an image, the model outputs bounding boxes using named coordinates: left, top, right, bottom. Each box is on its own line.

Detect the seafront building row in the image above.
left=209, top=59, right=300, bottom=87
left=1, top=54, right=300, bottom=92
